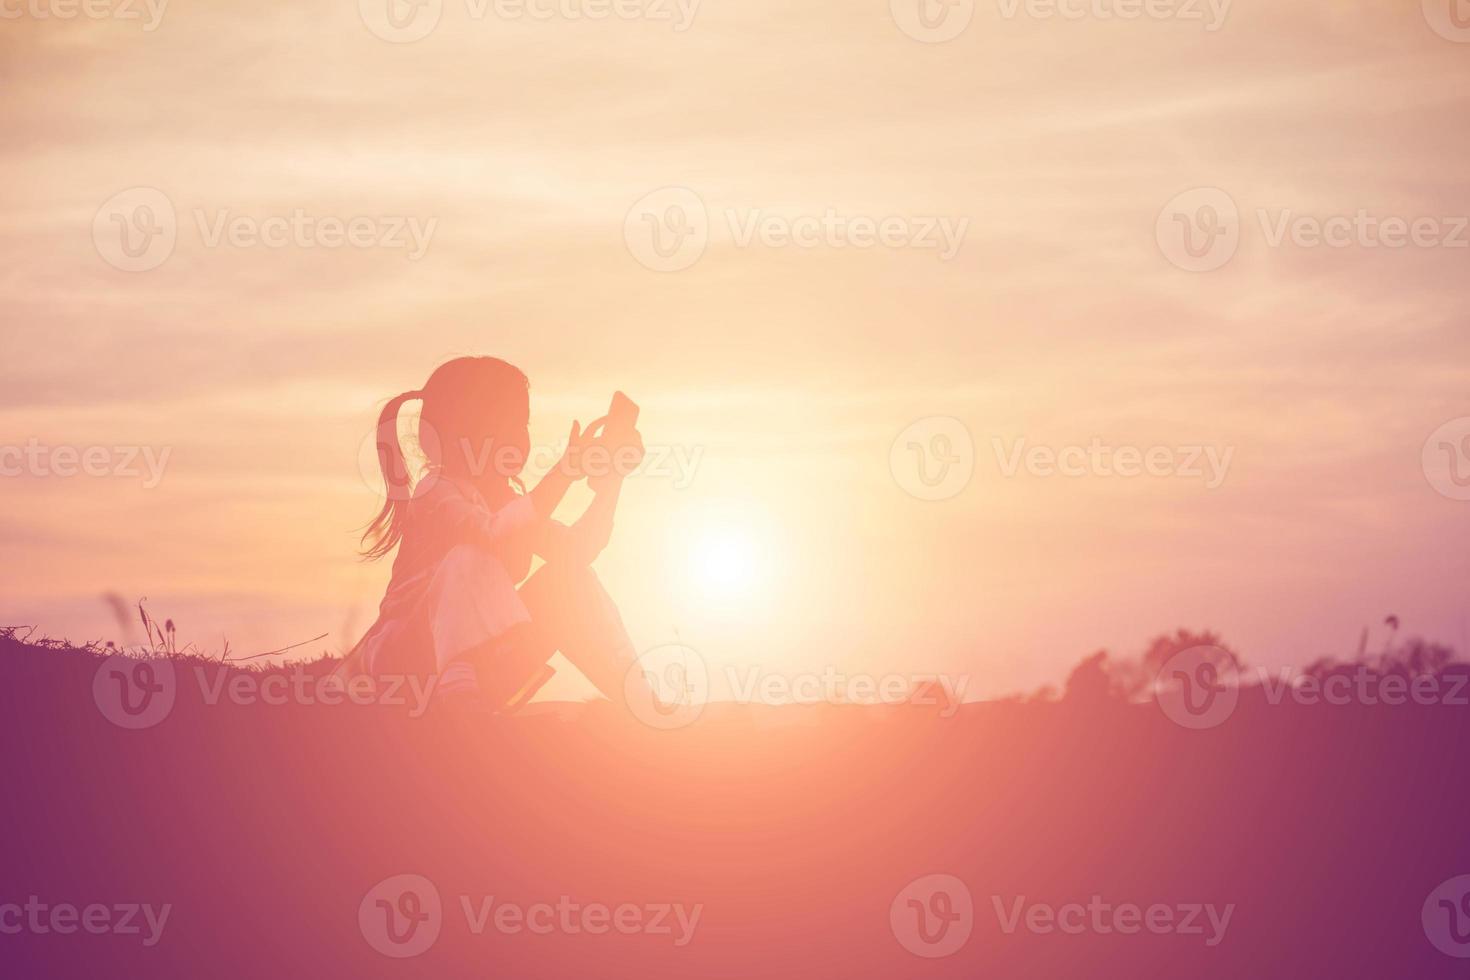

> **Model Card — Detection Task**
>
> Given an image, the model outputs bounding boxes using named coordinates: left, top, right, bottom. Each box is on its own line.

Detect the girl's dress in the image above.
left=341, top=471, right=639, bottom=709
left=347, top=473, right=541, bottom=680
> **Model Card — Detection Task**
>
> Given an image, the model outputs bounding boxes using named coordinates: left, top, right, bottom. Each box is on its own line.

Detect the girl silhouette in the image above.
left=340, top=356, right=649, bottom=711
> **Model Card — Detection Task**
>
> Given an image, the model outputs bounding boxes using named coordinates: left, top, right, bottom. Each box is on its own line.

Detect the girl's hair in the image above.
left=360, top=356, right=530, bottom=561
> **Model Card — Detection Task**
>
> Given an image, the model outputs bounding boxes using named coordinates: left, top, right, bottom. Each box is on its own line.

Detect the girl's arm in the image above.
left=528, top=421, right=591, bottom=519
left=536, top=429, right=642, bottom=566
left=536, top=480, right=621, bottom=566
left=428, top=482, right=536, bottom=551
left=432, top=422, right=591, bottom=553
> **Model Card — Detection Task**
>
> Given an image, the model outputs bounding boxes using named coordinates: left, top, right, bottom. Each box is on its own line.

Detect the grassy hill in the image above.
left=3, top=628, right=1469, bottom=978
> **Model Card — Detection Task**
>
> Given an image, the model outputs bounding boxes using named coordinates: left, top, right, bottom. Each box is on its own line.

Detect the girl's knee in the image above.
left=531, top=561, right=606, bottom=601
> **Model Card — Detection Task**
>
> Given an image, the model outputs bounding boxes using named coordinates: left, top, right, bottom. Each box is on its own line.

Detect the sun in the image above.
left=690, top=527, right=758, bottom=599
left=672, top=501, right=772, bottom=608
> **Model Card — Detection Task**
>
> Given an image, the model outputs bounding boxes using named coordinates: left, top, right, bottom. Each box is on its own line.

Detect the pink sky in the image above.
left=2, top=0, right=1468, bottom=699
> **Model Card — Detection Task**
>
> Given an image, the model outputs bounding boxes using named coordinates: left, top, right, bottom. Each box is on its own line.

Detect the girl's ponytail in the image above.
left=360, top=389, right=422, bottom=561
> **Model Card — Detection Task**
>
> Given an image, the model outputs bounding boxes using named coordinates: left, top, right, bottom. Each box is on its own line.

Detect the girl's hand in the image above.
left=589, top=427, right=644, bottom=494
left=557, top=421, right=595, bottom=481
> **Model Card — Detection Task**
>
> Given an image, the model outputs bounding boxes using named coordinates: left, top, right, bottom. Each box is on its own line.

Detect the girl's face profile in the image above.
left=463, top=383, right=530, bottom=480
left=497, top=396, right=531, bottom=478
left=432, top=370, right=532, bottom=483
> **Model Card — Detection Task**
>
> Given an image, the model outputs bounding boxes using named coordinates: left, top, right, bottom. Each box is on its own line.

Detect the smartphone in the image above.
left=605, top=391, right=640, bottom=439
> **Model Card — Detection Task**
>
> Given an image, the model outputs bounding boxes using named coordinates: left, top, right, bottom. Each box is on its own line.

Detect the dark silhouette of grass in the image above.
left=3, top=624, right=1469, bottom=979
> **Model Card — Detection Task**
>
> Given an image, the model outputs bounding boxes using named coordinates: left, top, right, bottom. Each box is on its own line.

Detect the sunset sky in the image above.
left=2, top=0, right=1468, bottom=701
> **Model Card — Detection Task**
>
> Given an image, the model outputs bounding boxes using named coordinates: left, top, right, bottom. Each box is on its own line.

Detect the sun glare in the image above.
left=671, top=501, right=772, bottom=609
left=690, top=527, right=758, bottom=598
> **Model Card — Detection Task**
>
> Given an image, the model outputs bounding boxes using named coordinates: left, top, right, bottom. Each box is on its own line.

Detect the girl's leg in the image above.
left=426, top=544, right=532, bottom=698
left=424, top=546, right=654, bottom=711
left=518, top=562, right=652, bottom=708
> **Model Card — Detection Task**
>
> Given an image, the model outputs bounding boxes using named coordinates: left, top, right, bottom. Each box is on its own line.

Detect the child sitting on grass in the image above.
left=339, top=355, right=651, bottom=712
